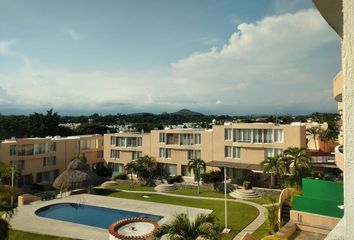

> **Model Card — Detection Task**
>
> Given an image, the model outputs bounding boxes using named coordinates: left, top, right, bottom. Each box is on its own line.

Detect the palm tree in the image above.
left=306, top=127, right=321, bottom=155
left=134, top=155, right=158, bottom=185
left=154, top=213, right=221, bottom=240
left=124, top=161, right=137, bottom=187
left=261, top=155, right=285, bottom=188
left=187, top=158, right=206, bottom=194
left=283, top=147, right=312, bottom=185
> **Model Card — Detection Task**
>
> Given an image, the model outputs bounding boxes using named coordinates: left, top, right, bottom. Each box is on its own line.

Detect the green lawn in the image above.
left=251, top=218, right=271, bottom=240
left=172, top=188, right=233, bottom=199
left=95, top=189, right=259, bottom=240
left=110, top=184, right=155, bottom=192
left=249, top=195, right=280, bottom=205
left=9, top=230, right=78, bottom=240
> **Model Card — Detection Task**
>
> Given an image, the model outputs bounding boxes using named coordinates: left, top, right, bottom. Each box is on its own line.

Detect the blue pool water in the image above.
left=35, top=203, right=163, bottom=229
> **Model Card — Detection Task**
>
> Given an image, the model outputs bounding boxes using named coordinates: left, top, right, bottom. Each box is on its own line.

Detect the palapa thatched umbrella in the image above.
left=53, top=157, right=101, bottom=192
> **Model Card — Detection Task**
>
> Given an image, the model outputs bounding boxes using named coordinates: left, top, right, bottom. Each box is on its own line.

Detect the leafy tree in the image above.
left=306, top=127, right=321, bottom=153
left=261, top=155, right=286, bottom=188
left=134, top=155, right=158, bottom=185
left=187, top=158, right=206, bottom=194
left=283, top=147, right=312, bottom=186
left=0, top=218, right=10, bottom=240
left=154, top=213, right=221, bottom=240
left=124, top=161, right=138, bottom=186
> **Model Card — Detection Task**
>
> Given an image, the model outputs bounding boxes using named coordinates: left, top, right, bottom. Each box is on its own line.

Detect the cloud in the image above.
left=0, top=40, right=16, bottom=56
left=63, top=29, right=82, bottom=40
left=0, top=9, right=340, bottom=115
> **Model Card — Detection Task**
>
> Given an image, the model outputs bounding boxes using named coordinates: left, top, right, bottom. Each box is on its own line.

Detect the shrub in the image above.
left=166, top=175, right=184, bottom=184
left=201, top=170, right=222, bottom=183
left=243, top=180, right=252, bottom=190
left=112, top=172, right=128, bottom=181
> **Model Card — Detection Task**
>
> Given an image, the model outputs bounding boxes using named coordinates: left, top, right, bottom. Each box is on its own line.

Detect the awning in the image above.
left=313, top=0, right=343, bottom=38
left=206, top=160, right=262, bottom=171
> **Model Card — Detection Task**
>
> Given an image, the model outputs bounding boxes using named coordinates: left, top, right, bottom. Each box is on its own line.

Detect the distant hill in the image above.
left=171, top=109, right=204, bottom=116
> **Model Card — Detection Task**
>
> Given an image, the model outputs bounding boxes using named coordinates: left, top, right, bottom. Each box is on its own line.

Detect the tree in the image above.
left=0, top=218, right=10, bottom=240
left=261, top=155, right=286, bottom=188
left=154, top=213, right=221, bottom=240
left=124, top=161, right=137, bottom=187
left=283, top=147, right=312, bottom=186
left=306, top=127, right=321, bottom=153
left=134, top=155, right=158, bottom=185
left=187, top=158, right=206, bottom=194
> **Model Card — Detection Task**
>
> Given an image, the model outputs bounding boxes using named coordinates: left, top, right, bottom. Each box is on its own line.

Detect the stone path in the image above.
left=108, top=188, right=268, bottom=240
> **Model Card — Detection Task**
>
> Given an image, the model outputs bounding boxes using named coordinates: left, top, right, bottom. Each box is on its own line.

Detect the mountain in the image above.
left=170, top=109, right=204, bottom=116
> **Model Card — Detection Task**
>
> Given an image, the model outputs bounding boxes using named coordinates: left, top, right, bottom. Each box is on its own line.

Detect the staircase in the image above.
left=281, top=199, right=291, bottom=224
left=154, top=184, right=177, bottom=192
left=229, top=189, right=261, bottom=200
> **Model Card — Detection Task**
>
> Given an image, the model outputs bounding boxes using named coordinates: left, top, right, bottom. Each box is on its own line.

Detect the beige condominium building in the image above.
left=0, top=134, right=104, bottom=185
left=104, top=123, right=306, bottom=185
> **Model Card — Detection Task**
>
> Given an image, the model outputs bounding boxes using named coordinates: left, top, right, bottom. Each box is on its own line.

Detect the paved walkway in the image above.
left=107, top=188, right=268, bottom=240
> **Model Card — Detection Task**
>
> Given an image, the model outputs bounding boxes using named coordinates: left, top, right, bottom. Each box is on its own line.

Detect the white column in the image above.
left=343, top=0, right=354, bottom=238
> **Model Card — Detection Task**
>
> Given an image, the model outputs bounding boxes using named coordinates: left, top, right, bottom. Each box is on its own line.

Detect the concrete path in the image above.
left=106, top=188, right=268, bottom=240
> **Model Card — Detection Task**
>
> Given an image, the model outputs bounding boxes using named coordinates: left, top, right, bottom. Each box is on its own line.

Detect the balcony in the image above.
left=335, top=145, right=344, bottom=171
left=333, top=71, right=343, bottom=102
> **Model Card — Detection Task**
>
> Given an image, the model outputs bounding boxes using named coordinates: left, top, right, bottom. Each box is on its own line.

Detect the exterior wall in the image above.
left=212, top=123, right=306, bottom=166
left=0, top=135, right=104, bottom=184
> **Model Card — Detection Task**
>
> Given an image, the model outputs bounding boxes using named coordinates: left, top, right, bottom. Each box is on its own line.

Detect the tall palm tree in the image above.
left=124, top=161, right=137, bottom=187
left=187, top=158, right=206, bottom=194
left=283, top=147, right=312, bottom=185
left=306, top=127, right=321, bottom=154
left=261, top=155, right=285, bottom=188
left=154, top=213, right=221, bottom=240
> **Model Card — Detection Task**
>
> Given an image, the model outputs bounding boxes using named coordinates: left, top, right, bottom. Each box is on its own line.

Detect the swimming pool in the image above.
left=35, top=203, right=163, bottom=229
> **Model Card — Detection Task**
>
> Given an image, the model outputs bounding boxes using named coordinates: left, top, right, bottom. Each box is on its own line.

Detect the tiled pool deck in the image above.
left=10, top=194, right=212, bottom=240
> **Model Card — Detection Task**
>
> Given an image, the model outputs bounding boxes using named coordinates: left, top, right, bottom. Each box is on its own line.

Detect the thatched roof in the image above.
left=53, top=157, right=101, bottom=191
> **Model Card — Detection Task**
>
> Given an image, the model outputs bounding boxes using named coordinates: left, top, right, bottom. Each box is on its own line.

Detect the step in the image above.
left=154, top=184, right=177, bottom=192
left=229, top=189, right=261, bottom=200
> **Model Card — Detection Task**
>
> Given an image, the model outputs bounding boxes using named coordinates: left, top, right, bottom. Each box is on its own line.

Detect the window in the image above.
left=180, top=134, right=194, bottom=145
left=110, top=149, right=120, bottom=159
left=109, top=163, right=124, bottom=174
left=225, top=128, right=232, bottom=140
left=166, top=134, right=179, bottom=145
left=116, top=137, right=126, bottom=147
left=234, top=129, right=251, bottom=142
left=132, top=151, right=142, bottom=160
left=159, top=133, right=166, bottom=143
left=233, top=147, right=240, bottom=158
left=111, top=136, right=116, bottom=145
left=48, top=142, right=56, bottom=152
left=188, top=150, right=201, bottom=159
left=137, top=137, right=142, bottom=146
left=97, top=151, right=103, bottom=158
left=166, top=164, right=177, bottom=176
left=194, top=134, right=201, bottom=144
left=36, top=169, right=59, bottom=183
left=181, top=165, right=192, bottom=177
left=274, top=148, right=283, bottom=156
left=43, top=156, right=56, bottom=166
left=264, top=129, right=273, bottom=143
left=264, top=148, right=274, bottom=158
left=34, top=143, right=46, bottom=155
left=274, top=129, right=284, bottom=142
left=253, top=129, right=263, bottom=143
left=9, top=145, right=16, bottom=156
left=160, top=148, right=171, bottom=158
left=225, top=146, right=232, bottom=158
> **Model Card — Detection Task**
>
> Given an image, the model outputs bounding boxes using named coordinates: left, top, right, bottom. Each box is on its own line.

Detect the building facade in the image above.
left=0, top=134, right=104, bottom=185
left=104, top=123, right=306, bottom=185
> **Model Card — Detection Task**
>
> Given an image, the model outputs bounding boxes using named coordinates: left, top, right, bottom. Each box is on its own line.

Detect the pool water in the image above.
left=35, top=203, right=163, bottom=229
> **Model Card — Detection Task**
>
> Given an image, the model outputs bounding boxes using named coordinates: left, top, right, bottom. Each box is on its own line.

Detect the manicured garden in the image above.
left=95, top=189, right=259, bottom=240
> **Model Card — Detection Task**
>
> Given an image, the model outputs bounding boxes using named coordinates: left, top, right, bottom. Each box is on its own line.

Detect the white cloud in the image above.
left=63, top=29, right=82, bottom=40
left=0, top=40, right=16, bottom=55
left=0, top=9, right=340, bottom=114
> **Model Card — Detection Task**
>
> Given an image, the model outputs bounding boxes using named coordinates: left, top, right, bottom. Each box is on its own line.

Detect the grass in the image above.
left=110, top=184, right=155, bottom=192
left=249, top=195, right=280, bottom=205
left=252, top=218, right=271, bottom=240
left=9, top=230, right=78, bottom=240
left=95, top=189, right=259, bottom=240
left=172, top=188, right=233, bottom=199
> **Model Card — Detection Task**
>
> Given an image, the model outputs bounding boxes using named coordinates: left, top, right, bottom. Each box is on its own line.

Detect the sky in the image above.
left=0, top=0, right=341, bottom=115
